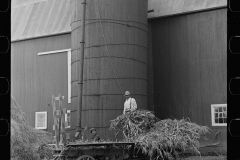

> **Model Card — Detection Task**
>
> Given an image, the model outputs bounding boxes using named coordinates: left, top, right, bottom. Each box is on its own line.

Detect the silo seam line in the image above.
left=71, top=18, right=148, bottom=27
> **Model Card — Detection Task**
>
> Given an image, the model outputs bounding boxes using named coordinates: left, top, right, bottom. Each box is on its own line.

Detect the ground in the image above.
left=178, top=151, right=227, bottom=160
left=179, top=156, right=226, bottom=160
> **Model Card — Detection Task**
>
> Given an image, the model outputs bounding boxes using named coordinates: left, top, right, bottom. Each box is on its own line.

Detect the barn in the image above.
left=11, top=0, right=227, bottom=153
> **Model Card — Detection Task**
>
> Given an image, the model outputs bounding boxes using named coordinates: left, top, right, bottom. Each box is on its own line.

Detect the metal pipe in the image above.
left=78, top=0, right=87, bottom=129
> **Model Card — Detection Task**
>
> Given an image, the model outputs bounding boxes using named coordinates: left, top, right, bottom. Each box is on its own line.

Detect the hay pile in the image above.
left=11, top=97, right=54, bottom=160
left=110, top=110, right=210, bottom=160
left=110, top=110, right=159, bottom=139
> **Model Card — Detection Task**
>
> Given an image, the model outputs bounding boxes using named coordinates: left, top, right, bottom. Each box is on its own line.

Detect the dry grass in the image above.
left=110, top=109, right=159, bottom=139
left=110, top=110, right=210, bottom=160
left=11, top=97, right=54, bottom=160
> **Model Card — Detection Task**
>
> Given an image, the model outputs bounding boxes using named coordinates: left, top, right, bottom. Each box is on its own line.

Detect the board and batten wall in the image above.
left=11, top=34, right=72, bottom=134
left=150, top=8, right=227, bottom=151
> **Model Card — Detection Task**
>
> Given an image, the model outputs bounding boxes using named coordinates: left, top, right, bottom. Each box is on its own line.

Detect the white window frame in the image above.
left=211, top=104, right=227, bottom=126
left=38, top=49, right=71, bottom=103
left=35, top=111, right=47, bottom=129
left=65, top=110, right=71, bottom=128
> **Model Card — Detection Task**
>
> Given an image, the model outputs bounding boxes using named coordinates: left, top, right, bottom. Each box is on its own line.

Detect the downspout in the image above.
left=78, top=0, right=87, bottom=131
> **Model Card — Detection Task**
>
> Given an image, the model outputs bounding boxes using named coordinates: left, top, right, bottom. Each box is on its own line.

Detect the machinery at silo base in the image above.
left=49, top=94, right=148, bottom=160
left=51, top=141, right=148, bottom=160
left=48, top=109, right=148, bottom=160
left=48, top=121, right=147, bottom=160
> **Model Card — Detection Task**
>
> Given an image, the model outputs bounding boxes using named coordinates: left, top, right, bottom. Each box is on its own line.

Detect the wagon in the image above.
left=55, top=142, right=147, bottom=160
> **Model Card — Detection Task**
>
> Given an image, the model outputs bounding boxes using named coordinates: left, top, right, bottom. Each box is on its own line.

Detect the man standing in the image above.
left=123, top=91, right=137, bottom=114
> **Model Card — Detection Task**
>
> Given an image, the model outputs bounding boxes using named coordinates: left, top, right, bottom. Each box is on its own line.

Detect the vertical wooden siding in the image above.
left=11, top=34, right=71, bottom=133
left=151, top=9, right=227, bottom=149
left=148, top=0, right=226, bottom=19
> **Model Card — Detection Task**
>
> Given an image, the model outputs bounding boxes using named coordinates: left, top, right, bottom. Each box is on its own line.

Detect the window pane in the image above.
left=219, top=107, right=222, bottom=112
left=219, top=113, right=223, bottom=118
left=215, top=107, right=219, bottom=112
left=223, top=112, right=227, bottom=117
left=223, top=107, right=226, bottom=111
left=215, top=118, right=219, bottom=123
left=215, top=113, right=218, bottom=118
left=223, top=118, right=227, bottom=123
left=219, top=118, right=223, bottom=123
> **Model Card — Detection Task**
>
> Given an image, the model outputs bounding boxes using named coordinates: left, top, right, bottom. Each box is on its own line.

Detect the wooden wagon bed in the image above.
left=57, top=142, right=146, bottom=160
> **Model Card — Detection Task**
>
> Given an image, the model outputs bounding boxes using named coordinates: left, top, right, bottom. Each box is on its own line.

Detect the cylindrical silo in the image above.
left=71, top=0, right=148, bottom=140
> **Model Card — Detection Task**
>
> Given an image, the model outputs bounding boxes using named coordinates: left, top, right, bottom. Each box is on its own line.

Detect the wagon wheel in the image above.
left=114, top=154, right=124, bottom=160
left=77, top=155, right=95, bottom=160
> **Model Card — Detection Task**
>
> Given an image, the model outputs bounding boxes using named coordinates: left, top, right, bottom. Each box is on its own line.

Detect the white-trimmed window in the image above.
left=35, top=111, right=47, bottom=129
left=211, top=104, right=227, bottom=126
left=65, top=110, right=71, bottom=128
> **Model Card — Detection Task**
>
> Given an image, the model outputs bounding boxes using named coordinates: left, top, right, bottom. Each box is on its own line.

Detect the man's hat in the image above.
left=90, top=128, right=96, bottom=133
left=124, top=91, right=130, bottom=96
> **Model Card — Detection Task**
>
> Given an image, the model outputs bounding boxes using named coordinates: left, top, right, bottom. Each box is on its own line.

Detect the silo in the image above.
left=71, top=0, right=148, bottom=140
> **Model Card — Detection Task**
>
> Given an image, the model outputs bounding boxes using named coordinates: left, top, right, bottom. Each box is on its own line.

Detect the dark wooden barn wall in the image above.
left=11, top=34, right=71, bottom=133
left=150, top=8, right=227, bottom=149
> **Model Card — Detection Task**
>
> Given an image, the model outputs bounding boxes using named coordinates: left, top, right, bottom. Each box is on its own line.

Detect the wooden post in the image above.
left=52, top=95, right=59, bottom=146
